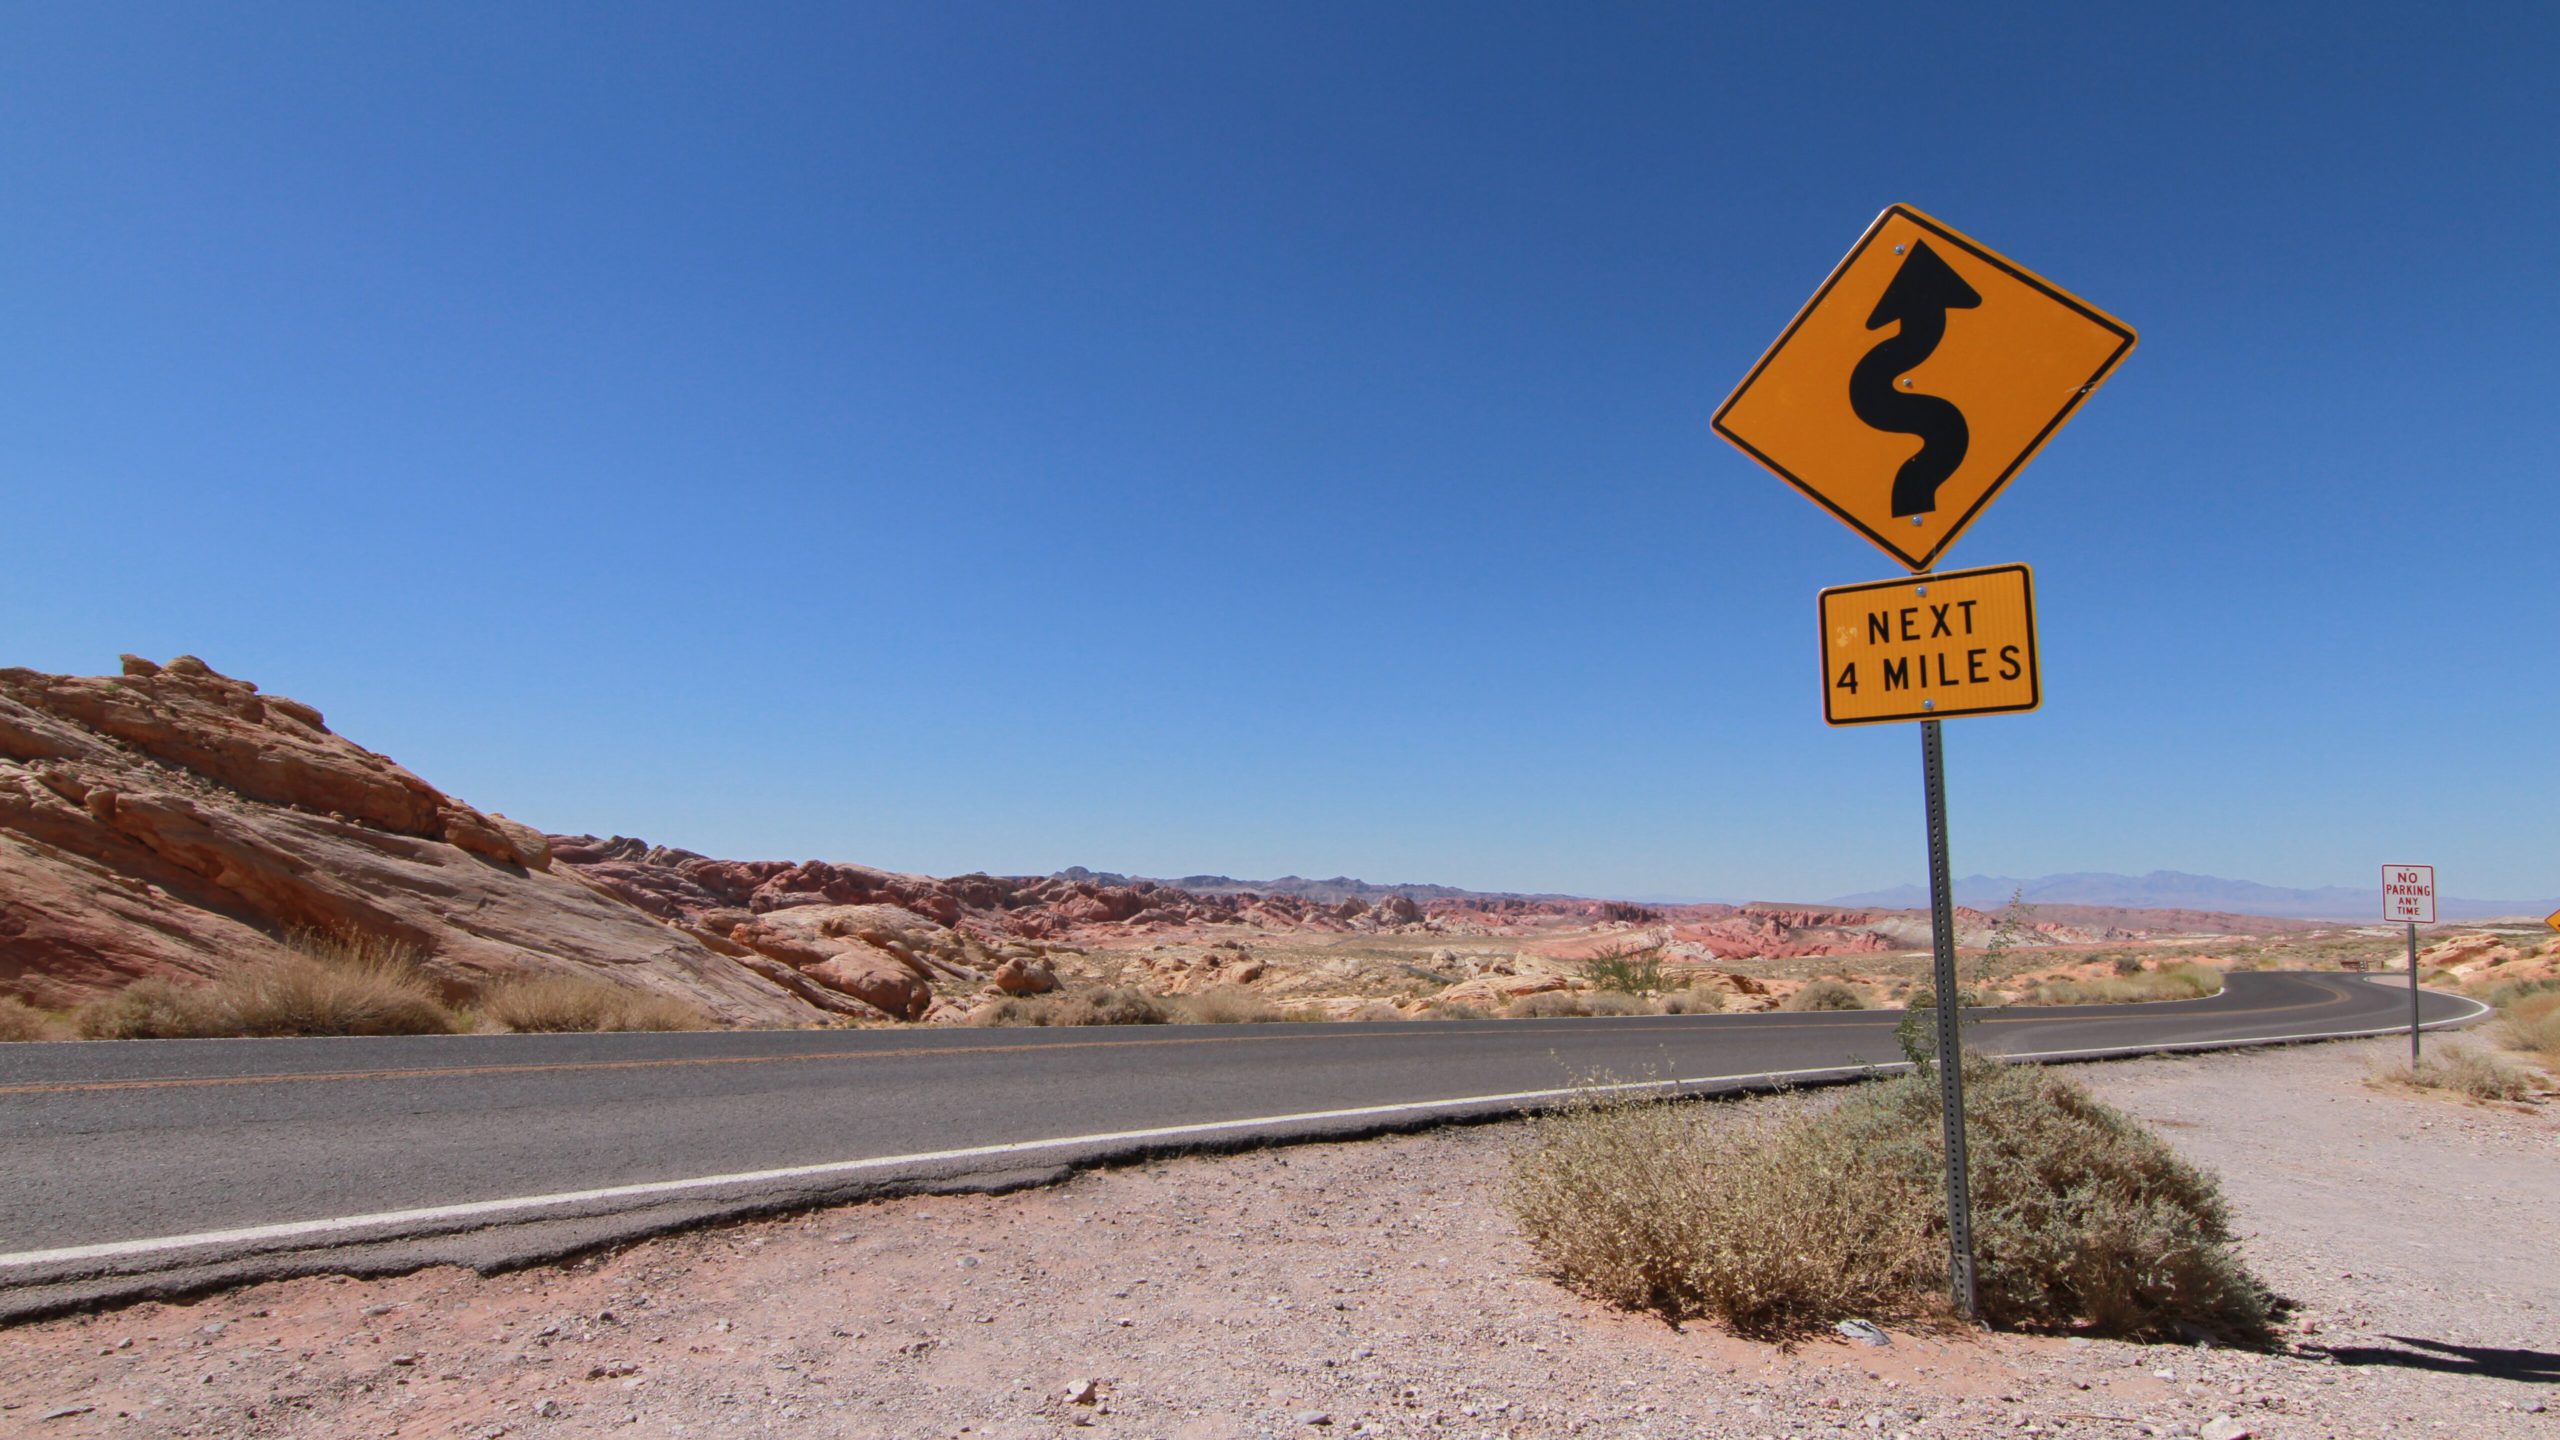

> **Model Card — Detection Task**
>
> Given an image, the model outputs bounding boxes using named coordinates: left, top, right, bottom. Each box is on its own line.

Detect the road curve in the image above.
left=0, top=971, right=2483, bottom=1319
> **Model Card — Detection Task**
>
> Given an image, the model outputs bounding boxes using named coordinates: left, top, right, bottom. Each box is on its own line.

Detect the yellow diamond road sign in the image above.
left=2546, top=907, right=2560, bottom=934
left=1819, top=564, right=2039, bottom=726
left=1715, top=205, right=2136, bottom=573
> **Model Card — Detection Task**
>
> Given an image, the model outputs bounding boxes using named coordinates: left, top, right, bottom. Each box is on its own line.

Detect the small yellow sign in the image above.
left=1819, top=564, right=2039, bottom=726
left=2546, top=908, right=2560, bottom=934
left=1715, top=205, right=2136, bottom=573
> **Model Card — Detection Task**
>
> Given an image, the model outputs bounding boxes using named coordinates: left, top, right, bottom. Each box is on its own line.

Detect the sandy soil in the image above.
left=2, top=1037, right=2551, bottom=1439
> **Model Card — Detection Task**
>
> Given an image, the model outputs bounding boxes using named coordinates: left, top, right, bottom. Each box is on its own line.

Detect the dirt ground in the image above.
left=2, top=1036, right=2551, bottom=1440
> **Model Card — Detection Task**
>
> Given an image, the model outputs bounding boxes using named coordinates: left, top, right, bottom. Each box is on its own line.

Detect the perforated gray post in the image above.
left=2407, top=921, right=2422, bottom=1067
left=1920, top=718, right=1978, bottom=1318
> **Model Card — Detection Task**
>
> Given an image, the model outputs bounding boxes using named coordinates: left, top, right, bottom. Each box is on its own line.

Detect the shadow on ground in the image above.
left=2307, top=1335, right=2560, bottom=1384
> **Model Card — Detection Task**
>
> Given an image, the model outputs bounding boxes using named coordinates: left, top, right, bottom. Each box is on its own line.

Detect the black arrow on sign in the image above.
left=1849, top=239, right=1982, bottom=517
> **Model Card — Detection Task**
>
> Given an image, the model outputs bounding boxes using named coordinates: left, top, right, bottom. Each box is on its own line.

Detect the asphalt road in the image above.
left=0, top=971, right=2481, bottom=1318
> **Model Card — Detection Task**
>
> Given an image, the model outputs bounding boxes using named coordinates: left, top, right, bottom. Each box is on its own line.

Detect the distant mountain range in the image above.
left=1828, top=870, right=2556, bottom=922
left=1049, top=867, right=1577, bottom=906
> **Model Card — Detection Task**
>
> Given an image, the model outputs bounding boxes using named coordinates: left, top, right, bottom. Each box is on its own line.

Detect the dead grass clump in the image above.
left=219, top=933, right=461, bottom=1037
left=481, top=973, right=712, bottom=1033
left=1170, top=985, right=1283, bottom=1024
left=1347, top=1001, right=1407, bottom=1022
left=1657, top=987, right=1727, bottom=1014
left=1412, top=999, right=1491, bottom=1021
left=2374, top=1044, right=2537, bottom=1103
left=2022, top=963, right=2222, bottom=1007
left=72, top=934, right=462, bottom=1039
left=1503, top=989, right=1648, bottom=1019
left=969, top=986, right=1170, bottom=1027
left=1506, top=1058, right=2270, bottom=1343
left=2478, top=976, right=2560, bottom=1010
left=0, top=996, right=60, bottom=1042
left=1782, top=979, right=1868, bottom=1012
left=2497, top=993, right=2560, bottom=1068
left=74, top=978, right=225, bottom=1039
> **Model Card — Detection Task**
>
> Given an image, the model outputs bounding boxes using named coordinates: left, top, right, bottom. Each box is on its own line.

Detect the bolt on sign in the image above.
left=2381, top=864, right=2436, bottom=925
left=1817, top=564, right=2039, bottom=725
left=1713, top=205, right=2137, bottom=572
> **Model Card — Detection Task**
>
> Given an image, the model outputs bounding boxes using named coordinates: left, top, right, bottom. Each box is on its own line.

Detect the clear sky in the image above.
left=3, top=3, right=2553, bottom=902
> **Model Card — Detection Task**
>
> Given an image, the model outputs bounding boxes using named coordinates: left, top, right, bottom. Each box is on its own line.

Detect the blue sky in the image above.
left=3, top=3, right=2553, bottom=902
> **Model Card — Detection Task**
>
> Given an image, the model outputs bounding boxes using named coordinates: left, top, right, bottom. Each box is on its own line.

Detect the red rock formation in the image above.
left=0, top=658, right=819, bottom=1024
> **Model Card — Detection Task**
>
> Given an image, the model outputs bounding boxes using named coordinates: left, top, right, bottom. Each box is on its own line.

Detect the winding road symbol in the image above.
left=1850, top=240, right=1982, bottom=518
left=1712, top=205, right=2136, bottom=572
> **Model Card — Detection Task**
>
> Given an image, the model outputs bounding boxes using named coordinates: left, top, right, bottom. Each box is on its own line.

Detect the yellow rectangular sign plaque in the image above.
left=1819, top=563, right=2039, bottom=726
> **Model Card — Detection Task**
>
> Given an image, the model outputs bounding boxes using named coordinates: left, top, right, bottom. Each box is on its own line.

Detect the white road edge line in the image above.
left=3, top=989, right=2490, bottom=1274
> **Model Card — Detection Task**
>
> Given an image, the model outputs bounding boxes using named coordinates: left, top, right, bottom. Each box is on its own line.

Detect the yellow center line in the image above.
left=0, top=982, right=2354, bottom=1097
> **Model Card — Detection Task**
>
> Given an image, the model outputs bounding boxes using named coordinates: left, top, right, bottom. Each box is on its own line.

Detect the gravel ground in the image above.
left=1, top=1035, right=2551, bottom=1439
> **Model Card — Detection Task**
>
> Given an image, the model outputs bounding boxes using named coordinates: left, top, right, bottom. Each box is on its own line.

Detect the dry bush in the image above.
left=2478, top=977, right=2560, bottom=1010
left=73, top=934, right=461, bottom=1039
left=1581, top=946, right=1666, bottom=995
left=1171, top=985, right=1282, bottom=1024
left=481, top=973, right=713, bottom=1033
left=1412, top=1000, right=1490, bottom=1021
left=1657, top=987, right=1727, bottom=1015
left=2375, top=1044, right=2537, bottom=1103
left=2021, top=963, right=2222, bottom=1007
left=1504, top=989, right=1648, bottom=1019
left=969, top=986, right=1169, bottom=1027
left=0, top=996, right=60, bottom=1042
left=1782, top=979, right=1868, bottom=1012
left=2498, top=993, right=2560, bottom=1066
left=1506, top=1058, right=2270, bottom=1343
left=74, top=978, right=226, bottom=1039
left=1347, top=1001, right=1407, bottom=1022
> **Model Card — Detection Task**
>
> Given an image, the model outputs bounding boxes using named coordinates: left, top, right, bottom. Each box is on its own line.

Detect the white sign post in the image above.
left=2382, top=864, right=2435, bottom=1064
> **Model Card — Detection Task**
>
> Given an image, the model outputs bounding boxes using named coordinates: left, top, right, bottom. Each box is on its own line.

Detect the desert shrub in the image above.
left=2021, top=963, right=2222, bottom=1008
left=1657, top=986, right=1726, bottom=1015
left=1347, top=1001, right=1407, bottom=1022
left=2479, top=976, right=2560, bottom=1010
left=1581, top=946, right=1665, bottom=996
left=0, top=996, right=60, bottom=1042
left=1506, top=1058, right=2270, bottom=1342
left=1171, top=985, right=1282, bottom=1024
left=2377, top=1044, right=2536, bottom=1103
left=967, top=996, right=1049, bottom=1027
left=2497, top=992, right=2560, bottom=1061
left=1504, top=989, right=1648, bottom=1019
left=1412, top=1000, right=1490, bottom=1021
left=72, top=934, right=461, bottom=1039
left=219, top=933, right=460, bottom=1037
left=972, top=986, right=1170, bottom=1027
left=74, top=978, right=227, bottom=1039
left=481, top=973, right=712, bottom=1033
left=1782, top=979, right=1868, bottom=1012
left=2108, top=956, right=2147, bottom=977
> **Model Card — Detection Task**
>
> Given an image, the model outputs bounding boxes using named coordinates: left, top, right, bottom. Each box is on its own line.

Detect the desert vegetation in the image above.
left=2016, top=962, right=2224, bottom=1007
left=0, top=995, right=60, bottom=1042
left=74, top=932, right=461, bottom=1039
left=2370, top=1042, right=2537, bottom=1104
left=1780, top=978, right=1869, bottom=1011
left=53, top=932, right=724, bottom=1040
left=478, top=973, right=713, bottom=1033
left=1505, top=1056, right=2271, bottom=1342
left=968, top=986, right=1173, bottom=1027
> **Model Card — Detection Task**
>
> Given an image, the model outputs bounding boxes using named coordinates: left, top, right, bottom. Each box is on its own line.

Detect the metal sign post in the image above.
left=2381, top=864, right=2436, bottom=1067
left=1920, top=717, right=1977, bottom=1316
left=2407, top=922, right=2422, bottom=1066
